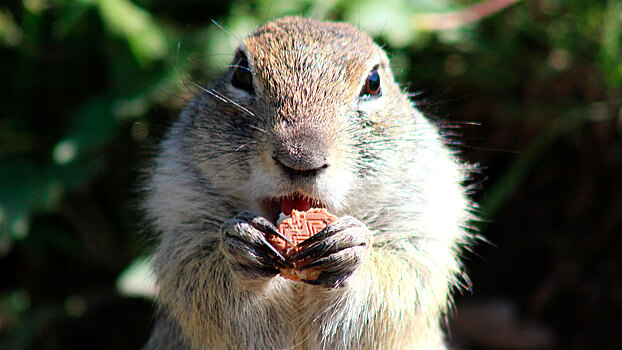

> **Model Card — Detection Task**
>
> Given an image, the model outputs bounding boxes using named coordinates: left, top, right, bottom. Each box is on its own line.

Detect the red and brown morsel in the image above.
left=269, top=208, right=338, bottom=281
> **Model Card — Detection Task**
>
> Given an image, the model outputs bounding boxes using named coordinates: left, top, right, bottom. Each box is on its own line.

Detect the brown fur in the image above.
left=142, top=17, right=474, bottom=349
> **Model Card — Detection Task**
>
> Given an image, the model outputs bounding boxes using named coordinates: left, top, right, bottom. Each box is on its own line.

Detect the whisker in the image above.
left=211, top=19, right=230, bottom=35
left=234, top=141, right=257, bottom=152
left=174, top=41, right=198, bottom=99
left=247, top=124, right=268, bottom=134
left=191, top=81, right=256, bottom=118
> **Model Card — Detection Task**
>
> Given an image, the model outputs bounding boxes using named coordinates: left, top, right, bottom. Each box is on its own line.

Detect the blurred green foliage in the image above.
left=1, top=0, right=621, bottom=349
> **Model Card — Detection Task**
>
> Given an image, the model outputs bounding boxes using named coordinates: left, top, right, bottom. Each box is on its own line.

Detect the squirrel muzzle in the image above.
left=272, top=123, right=333, bottom=178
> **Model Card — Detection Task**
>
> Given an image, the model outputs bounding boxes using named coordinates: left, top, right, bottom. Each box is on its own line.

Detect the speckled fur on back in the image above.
left=142, top=16, right=474, bottom=349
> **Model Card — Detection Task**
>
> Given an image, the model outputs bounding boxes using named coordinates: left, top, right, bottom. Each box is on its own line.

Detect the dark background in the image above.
left=1, top=0, right=620, bottom=349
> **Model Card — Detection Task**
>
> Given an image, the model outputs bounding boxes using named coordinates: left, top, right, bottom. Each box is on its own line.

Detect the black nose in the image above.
left=273, top=154, right=329, bottom=177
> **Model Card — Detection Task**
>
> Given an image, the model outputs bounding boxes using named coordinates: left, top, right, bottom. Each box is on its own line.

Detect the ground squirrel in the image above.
left=142, top=16, right=474, bottom=349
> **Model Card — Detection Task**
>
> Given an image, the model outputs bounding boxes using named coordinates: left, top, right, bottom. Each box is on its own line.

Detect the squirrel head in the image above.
left=185, top=16, right=417, bottom=222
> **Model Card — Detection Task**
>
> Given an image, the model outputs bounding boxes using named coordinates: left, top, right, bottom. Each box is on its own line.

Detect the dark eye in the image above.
left=360, top=69, right=381, bottom=97
left=231, top=53, right=254, bottom=94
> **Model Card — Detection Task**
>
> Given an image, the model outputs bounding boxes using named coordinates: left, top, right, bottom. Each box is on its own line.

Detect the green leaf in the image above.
left=601, top=0, right=622, bottom=86
left=94, top=0, right=168, bottom=65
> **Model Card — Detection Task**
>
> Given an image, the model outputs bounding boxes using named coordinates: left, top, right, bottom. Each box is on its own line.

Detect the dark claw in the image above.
left=289, top=242, right=330, bottom=262
left=236, top=211, right=295, bottom=246
left=299, top=244, right=366, bottom=271
left=297, top=227, right=334, bottom=248
left=242, top=211, right=295, bottom=246
left=255, top=235, right=288, bottom=265
left=252, top=243, right=290, bottom=269
left=298, top=256, right=331, bottom=270
left=264, top=224, right=295, bottom=246
left=302, top=272, right=347, bottom=288
left=301, top=278, right=323, bottom=286
left=263, top=267, right=281, bottom=276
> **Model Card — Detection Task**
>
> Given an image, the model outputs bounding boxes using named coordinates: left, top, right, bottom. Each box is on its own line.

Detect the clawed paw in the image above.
left=220, top=211, right=293, bottom=280
left=287, top=216, right=371, bottom=288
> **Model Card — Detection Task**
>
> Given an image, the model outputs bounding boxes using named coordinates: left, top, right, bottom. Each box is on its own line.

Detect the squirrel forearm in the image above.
left=154, top=233, right=297, bottom=349
left=301, top=246, right=454, bottom=349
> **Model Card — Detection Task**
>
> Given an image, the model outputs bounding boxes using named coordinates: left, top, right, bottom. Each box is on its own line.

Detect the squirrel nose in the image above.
left=273, top=134, right=330, bottom=177
left=273, top=154, right=329, bottom=177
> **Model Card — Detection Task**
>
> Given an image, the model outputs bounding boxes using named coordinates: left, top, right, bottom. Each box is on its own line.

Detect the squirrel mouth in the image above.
left=262, top=193, right=325, bottom=223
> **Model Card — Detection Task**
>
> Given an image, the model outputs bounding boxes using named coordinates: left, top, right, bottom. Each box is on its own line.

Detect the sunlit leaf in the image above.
left=95, top=0, right=168, bottom=65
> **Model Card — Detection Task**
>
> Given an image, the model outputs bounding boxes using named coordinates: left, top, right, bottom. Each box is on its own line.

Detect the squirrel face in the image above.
left=188, top=17, right=413, bottom=223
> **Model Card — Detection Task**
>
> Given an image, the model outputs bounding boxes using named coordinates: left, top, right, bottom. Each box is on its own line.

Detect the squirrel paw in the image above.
left=289, top=216, right=371, bottom=288
left=220, top=211, right=292, bottom=280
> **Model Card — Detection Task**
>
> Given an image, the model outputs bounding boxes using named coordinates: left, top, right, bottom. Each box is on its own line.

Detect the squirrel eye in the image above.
left=231, top=54, right=254, bottom=95
left=361, top=69, right=381, bottom=97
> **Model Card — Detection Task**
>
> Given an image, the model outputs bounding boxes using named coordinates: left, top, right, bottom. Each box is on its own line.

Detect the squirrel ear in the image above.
left=231, top=52, right=255, bottom=95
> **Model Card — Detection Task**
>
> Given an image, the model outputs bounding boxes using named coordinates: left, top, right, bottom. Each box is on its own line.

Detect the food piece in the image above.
left=272, top=208, right=338, bottom=256
left=279, top=265, right=322, bottom=281
left=269, top=208, right=338, bottom=281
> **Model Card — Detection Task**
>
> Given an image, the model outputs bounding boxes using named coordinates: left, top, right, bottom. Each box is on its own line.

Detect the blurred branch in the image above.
left=412, top=0, right=522, bottom=31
